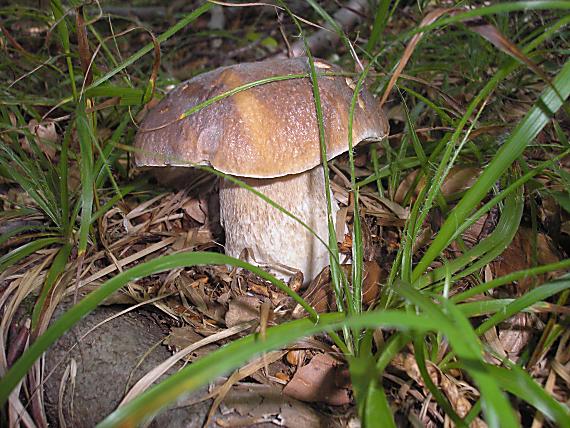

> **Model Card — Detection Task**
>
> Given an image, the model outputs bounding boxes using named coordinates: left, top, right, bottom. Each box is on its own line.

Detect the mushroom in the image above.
left=134, top=58, right=388, bottom=282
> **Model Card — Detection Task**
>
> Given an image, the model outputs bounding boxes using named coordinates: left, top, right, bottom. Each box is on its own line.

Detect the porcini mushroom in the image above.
left=135, top=58, right=388, bottom=282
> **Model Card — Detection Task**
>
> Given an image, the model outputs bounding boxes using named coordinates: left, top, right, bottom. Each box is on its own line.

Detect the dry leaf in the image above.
left=283, top=353, right=351, bottom=406
left=218, top=383, right=323, bottom=427
left=163, top=327, right=218, bottom=361
left=395, top=167, right=480, bottom=204
left=492, top=228, right=560, bottom=295
left=25, top=119, right=58, bottom=159
left=225, top=295, right=261, bottom=328
left=294, top=261, right=385, bottom=318
left=182, top=197, right=208, bottom=224
left=497, top=312, right=534, bottom=361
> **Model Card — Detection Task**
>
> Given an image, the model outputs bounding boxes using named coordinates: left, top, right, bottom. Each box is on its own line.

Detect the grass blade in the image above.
left=413, top=58, right=570, bottom=280
left=0, top=237, right=61, bottom=272
left=75, top=105, right=94, bottom=256
left=0, top=251, right=317, bottom=407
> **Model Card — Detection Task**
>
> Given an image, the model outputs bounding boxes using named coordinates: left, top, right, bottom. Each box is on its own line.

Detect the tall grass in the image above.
left=0, top=2, right=569, bottom=427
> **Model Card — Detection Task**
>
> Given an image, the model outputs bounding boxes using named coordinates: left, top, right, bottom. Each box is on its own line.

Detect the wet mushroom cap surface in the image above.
left=134, top=57, right=388, bottom=177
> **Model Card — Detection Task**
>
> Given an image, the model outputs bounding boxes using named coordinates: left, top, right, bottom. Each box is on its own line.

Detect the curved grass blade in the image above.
left=275, top=0, right=351, bottom=325
left=449, top=258, right=570, bottom=303
left=51, top=3, right=213, bottom=110
left=484, top=364, right=570, bottom=426
left=476, top=275, right=570, bottom=336
left=75, top=104, right=95, bottom=257
left=31, top=242, right=72, bottom=330
left=348, top=352, right=397, bottom=427
left=0, top=251, right=316, bottom=406
left=413, top=58, right=570, bottom=281
left=362, top=383, right=396, bottom=428
left=0, top=237, right=61, bottom=273
left=0, top=144, right=61, bottom=227
left=98, top=310, right=449, bottom=428
left=88, top=3, right=213, bottom=90
left=395, top=281, right=519, bottom=427
left=0, top=225, right=56, bottom=247
left=417, top=184, right=523, bottom=290
left=441, top=300, right=519, bottom=427
left=51, top=0, right=77, bottom=100
left=366, top=0, right=391, bottom=54
left=414, top=337, right=467, bottom=427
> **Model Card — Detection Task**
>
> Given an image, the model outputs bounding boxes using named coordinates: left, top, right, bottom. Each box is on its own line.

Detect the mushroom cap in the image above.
left=135, top=57, right=388, bottom=178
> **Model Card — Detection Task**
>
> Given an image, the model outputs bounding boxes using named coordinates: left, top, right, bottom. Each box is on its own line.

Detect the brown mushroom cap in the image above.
left=134, top=57, right=388, bottom=178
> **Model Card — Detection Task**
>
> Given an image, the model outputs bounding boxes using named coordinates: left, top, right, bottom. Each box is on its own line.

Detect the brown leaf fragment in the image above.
left=395, top=167, right=480, bottom=204
left=7, top=319, right=30, bottom=367
left=362, top=259, right=384, bottom=306
left=163, top=327, right=218, bottom=361
left=182, top=197, right=208, bottom=224
left=392, top=353, right=486, bottom=426
left=247, top=281, right=270, bottom=298
left=75, top=6, right=92, bottom=85
left=225, top=295, right=261, bottom=328
left=497, top=312, right=534, bottom=361
left=440, top=376, right=486, bottom=427
left=286, top=349, right=305, bottom=366
left=492, top=228, right=561, bottom=295
left=207, top=351, right=286, bottom=425
left=483, top=326, right=507, bottom=363
left=177, top=274, right=226, bottom=323
left=274, top=371, right=290, bottom=382
left=287, top=271, right=304, bottom=293
left=283, top=353, right=351, bottom=406
left=294, top=266, right=335, bottom=317
left=380, top=7, right=455, bottom=107
left=217, top=383, right=323, bottom=428
left=467, top=22, right=552, bottom=87
left=23, top=119, right=58, bottom=159
left=293, top=261, right=386, bottom=317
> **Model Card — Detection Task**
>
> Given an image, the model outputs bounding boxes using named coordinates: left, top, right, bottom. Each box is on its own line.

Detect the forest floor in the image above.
left=0, top=1, right=569, bottom=427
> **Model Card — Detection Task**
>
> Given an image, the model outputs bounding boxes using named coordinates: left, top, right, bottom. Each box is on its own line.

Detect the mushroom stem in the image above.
left=219, top=165, right=339, bottom=282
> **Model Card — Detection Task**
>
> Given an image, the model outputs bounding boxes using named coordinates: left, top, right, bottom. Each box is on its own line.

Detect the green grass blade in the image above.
left=0, top=225, right=55, bottom=247
left=413, top=58, right=570, bottom=281
left=58, top=124, right=72, bottom=236
left=276, top=0, right=350, bottom=324
left=51, top=0, right=77, bottom=100
left=451, top=259, right=570, bottom=303
left=84, top=86, right=144, bottom=105
left=75, top=105, right=94, bottom=256
left=395, top=282, right=519, bottom=427
left=0, top=145, right=61, bottom=227
left=178, top=74, right=308, bottom=120
left=366, top=0, right=391, bottom=54
left=31, top=243, right=72, bottom=330
left=414, top=338, right=466, bottom=427
left=0, top=251, right=317, bottom=407
left=362, top=383, right=396, bottom=428
left=88, top=3, right=213, bottom=90
left=441, top=301, right=519, bottom=428
left=0, top=237, right=61, bottom=272
left=349, top=352, right=397, bottom=427
left=98, top=308, right=444, bottom=428
left=483, top=364, right=569, bottom=425
left=91, top=184, right=137, bottom=223
left=476, top=275, right=570, bottom=336
left=418, top=185, right=523, bottom=290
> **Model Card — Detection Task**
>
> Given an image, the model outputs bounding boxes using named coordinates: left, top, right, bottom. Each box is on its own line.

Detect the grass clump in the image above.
left=0, top=1, right=569, bottom=427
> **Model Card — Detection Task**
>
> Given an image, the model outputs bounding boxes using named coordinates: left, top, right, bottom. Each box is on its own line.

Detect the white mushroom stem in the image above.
left=219, top=165, right=339, bottom=283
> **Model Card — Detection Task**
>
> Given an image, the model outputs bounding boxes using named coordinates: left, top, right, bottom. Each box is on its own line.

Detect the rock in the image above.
left=44, top=303, right=211, bottom=427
